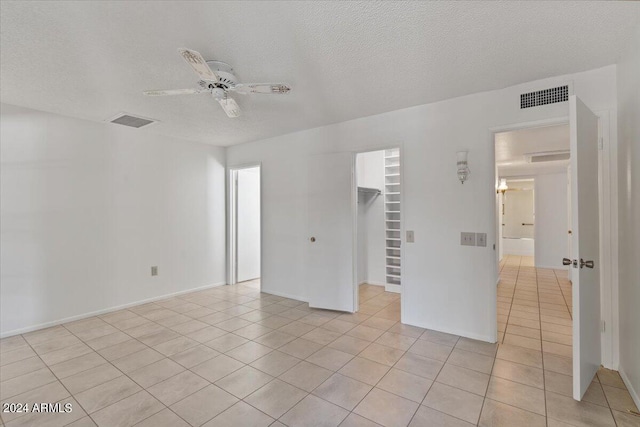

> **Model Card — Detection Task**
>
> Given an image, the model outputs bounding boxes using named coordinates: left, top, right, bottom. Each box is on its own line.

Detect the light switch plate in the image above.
left=406, top=230, right=415, bottom=243
left=476, top=233, right=487, bottom=247
left=151, top=266, right=158, bottom=276
left=461, top=232, right=476, bottom=246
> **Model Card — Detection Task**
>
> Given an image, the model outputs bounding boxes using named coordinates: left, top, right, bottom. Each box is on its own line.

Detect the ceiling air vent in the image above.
left=520, top=85, right=569, bottom=109
left=524, top=150, right=570, bottom=163
left=109, top=113, right=157, bottom=128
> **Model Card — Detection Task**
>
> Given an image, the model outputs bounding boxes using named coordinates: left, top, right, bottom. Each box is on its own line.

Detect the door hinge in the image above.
left=601, top=320, right=606, bottom=332
left=598, top=137, right=604, bottom=150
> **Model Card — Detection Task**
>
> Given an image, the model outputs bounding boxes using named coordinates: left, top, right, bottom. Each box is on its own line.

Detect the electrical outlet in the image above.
left=476, top=233, right=487, bottom=247
left=406, top=230, right=415, bottom=243
left=151, top=266, right=158, bottom=276
left=461, top=232, right=476, bottom=246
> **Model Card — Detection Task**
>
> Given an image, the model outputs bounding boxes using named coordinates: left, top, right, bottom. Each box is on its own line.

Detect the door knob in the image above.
left=310, top=237, right=316, bottom=242
left=562, top=258, right=572, bottom=266
left=580, top=259, right=594, bottom=269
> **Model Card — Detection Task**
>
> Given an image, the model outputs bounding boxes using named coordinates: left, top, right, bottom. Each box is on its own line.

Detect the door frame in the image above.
left=352, top=145, right=405, bottom=320
left=227, top=163, right=262, bottom=287
left=489, top=111, right=618, bottom=370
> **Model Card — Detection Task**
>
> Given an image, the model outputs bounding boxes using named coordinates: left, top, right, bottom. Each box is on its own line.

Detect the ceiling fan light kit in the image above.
left=143, top=48, right=291, bottom=118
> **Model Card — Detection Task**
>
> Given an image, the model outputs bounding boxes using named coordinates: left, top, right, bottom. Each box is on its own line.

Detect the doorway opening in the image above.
left=494, top=124, right=572, bottom=346
left=354, top=148, right=401, bottom=321
left=500, top=178, right=536, bottom=261
left=229, top=165, right=261, bottom=290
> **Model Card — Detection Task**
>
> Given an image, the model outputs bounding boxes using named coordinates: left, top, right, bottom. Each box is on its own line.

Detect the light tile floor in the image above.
left=0, top=272, right=637, bottom=426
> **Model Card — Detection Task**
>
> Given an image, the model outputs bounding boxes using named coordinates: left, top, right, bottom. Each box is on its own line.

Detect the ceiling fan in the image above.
left=143, top=48, right=291, bottom=118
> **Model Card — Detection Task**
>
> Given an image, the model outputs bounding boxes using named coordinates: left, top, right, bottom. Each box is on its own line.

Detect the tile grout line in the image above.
left=502, top=255, right=523, bottom=347
left=532, top=263, right=552, bottom=427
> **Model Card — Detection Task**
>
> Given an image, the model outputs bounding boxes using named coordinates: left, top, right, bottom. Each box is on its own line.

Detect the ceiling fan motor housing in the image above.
left=211, top=87, right=227, bottom=101
left=206, top=60, right=238, bottom=89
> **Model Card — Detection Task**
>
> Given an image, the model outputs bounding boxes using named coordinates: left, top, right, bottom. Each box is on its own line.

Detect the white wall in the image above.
left=226, top=65, right=618, bottom=342
left=502, top=238, right=535, bottom=257
left=616, top=25, right=640, bottom=408
left=237, top=167, right=261, bottom=282
left=356, top=151, right=386, bottom=286
left=535, top=172, right=569, bottom=269
left=0, top=104, right=226, bottom=336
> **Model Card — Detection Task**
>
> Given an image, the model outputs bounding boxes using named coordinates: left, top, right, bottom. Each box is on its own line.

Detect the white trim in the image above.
left=535, top=265, right=570, bottom=270
left=490, top=116, right=569, bottom=133
left=385, top=284, right=401, bottom=293
left=595, top=109, right=619, bottom=370
left=261, top=288, right=309, bottom=303
left=359, top=280, right=387, bottom=287
left=0, top=282, right=227, bottom=339
left=619, top=366, right=640, bottom=411
left=403, top=316, right=494, bottom=343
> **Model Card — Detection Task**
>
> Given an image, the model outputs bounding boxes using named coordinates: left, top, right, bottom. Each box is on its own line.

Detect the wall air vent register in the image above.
left=520, top=85, right=569, bottom=109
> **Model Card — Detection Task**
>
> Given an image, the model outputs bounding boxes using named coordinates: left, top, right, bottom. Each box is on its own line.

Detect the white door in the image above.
left=237, top=167, right=261, bottom=282
left=569, top=95, right=601, bottom=400
left=307, top=152, right=355, bottom=312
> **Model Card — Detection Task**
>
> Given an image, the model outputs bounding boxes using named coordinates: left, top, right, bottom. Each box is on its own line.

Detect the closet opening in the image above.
left=354, top=148, right=401, bottom=321
left=228, top=165, right=261, bottom=291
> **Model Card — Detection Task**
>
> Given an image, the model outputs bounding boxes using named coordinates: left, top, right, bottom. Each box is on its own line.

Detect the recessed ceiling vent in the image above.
left=524, top=150, right=570, bottom=163
left=109, top=113, right=156, bottom=128
left=520, top=85, right=569, bottom=109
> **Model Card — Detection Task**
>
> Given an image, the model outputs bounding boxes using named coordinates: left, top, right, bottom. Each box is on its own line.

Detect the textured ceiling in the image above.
left=1, top=1, right=639, bottom=146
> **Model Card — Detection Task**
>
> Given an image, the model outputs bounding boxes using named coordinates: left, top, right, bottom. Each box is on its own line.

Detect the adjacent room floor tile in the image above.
left=203, top=401, right=274, bottom=427
left=2, top=273, right=636, bottom=427
left=280, top=360, right=333, bottom=392
left=312, top=373, right=372, bottom=410
left=245, top=378, right=308, bottom=419
left=215, top=365, right=273, bottom=399
left=170, top=385, right=238, bottom=427
left=280, top=394, right=349, bottom=427
left=354, top=387, right=419, bottom=427
left=338, top=357, right=390, bottom=386
left=423, top=382, right=484, bottom=425
left=377, top=368, right=432, bottom=403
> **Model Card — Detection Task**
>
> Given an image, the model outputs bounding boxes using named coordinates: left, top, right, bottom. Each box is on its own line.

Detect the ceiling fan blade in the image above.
left=143, top=88, right=205, bottom=96
left=217, top=96, right=241, bottom=118
left=178, top=48, right=219, bottom=82
left=231, top=83, right=291, bottom=95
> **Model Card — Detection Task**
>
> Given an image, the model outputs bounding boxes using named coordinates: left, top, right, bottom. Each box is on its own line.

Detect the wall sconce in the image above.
left=497, top=178, right=509, bottom=195
left=456, top=151, right=470, bottom=184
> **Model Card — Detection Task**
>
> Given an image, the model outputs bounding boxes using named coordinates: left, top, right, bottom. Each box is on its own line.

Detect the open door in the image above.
left=569, top=95, right=601, bottom=400
left=237, top=167, right=261, bottom=283
left=307, top=152, right=355, bottom=312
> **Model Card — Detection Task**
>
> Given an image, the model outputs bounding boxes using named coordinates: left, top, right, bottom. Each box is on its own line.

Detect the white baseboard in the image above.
left=385, top=284, right=401, bottom=294
left=0, top=281, right=227, bottom=339
left=535, top=264, right=569, bottom=270
left=401, top=316, right=495, bottom=343
left=359, top=280, right=386, bottom=287
left=619, top=366, right=640, bottom=411
left=261, top=288, right=308, bottom=303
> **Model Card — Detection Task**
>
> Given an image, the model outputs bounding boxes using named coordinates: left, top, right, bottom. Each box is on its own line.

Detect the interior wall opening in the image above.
left=355, top=148, right=401, bottom=320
